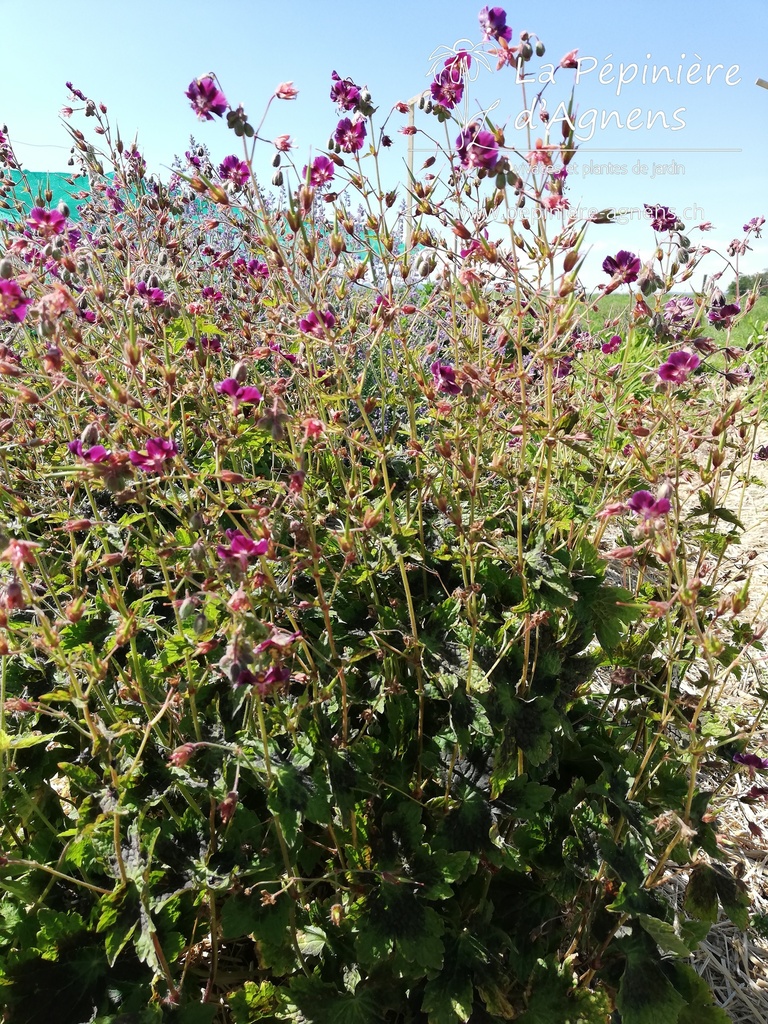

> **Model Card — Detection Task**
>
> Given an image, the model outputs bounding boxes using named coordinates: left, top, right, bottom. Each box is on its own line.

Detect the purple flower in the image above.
left=303, top=155, right=335, bottom=187
left=233, top=257, right=268, bottom=279
left=663, top=296, right=694, bottom=323
left=431, top=67, right=464, bottom=110
left=330, top=71, right=361, bottom=111
left=128, top=437, right=179, bottom=472
left=601, top=334, right=622, bottom=355
left=135, top=281, right=166, bottom=306
left=743, top=216, right=765, bottom=236
left=658, top=349, right=701, bottom=384
left=627, top=490, right=671, bottom=520
left=430, top=360, right=462, bottom=395
left=0, top=279, right=32, bottom=323
left=553, top=355, right=574, bottom=378
left=217, top=529, right=269, bottom=571
left=215, top=377, right=263, bottom=411
left=298, top=308, right=335, bottom=338
left=27, top=207, right=67, bottom=238
left=258, top=664, right=290, bottom=696
left=186, top=76, right=228, bottom=121
left=455, top=123, right=499, bottom=173
left=734, top=751, right=768, bottom=773
left=66, top=81, right=87, bottom=101
left=602, top=250, right=641, bottom=284
left=644, top=204, right=679, bottom=232
left=478, top=6, right=512, bottom=43
left=334, top=117, right=367, bottom=153
left=707, top=300, right=740, bottom=328
left=219, top=155, right=250, bottom=187
left=67, top=440, right=110, bottom=463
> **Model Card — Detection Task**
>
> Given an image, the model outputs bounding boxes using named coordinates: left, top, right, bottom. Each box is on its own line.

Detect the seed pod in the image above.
left=563, top=249, right=579, bottom=272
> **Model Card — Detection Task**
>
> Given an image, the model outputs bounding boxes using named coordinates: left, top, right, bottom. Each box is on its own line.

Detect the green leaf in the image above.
left=220, top=892, right=291, bottom=945
left=177, top=1004, right=218, bottom=1024
left=267, top=764, right=310, bottom=845
left=227, top=980, right=281, bottom=1022
left=591, top=586, right=643, bottom=651
left=297, top=925, right=328, bottom=958
left=685, top=865, right=719, bottom=924
left=35, top=908, right=86, bottom=958
left=711, top=864, right=750, bottom=929
left=288, top=976, right=384, bottom=1023
left=616, top=955, right=686, bottom=1024
left=422, top=972, right=474, bottom=1024
left=0, top=729, right=61, bottom=750
left=104, top=916, right=137, bottom=967
left=679, top=918, right=711, bottom=949
left=637, top=913, right=692, bottom=956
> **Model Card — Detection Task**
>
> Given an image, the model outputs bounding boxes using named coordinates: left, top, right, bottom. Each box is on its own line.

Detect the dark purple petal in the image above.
left=216, top=377, right=241, bottom=397
left=734, top=752, right=768, bottom=771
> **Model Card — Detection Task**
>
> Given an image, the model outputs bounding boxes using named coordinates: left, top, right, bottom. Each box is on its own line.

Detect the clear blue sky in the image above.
left=2, top=0, right=766, bottom=287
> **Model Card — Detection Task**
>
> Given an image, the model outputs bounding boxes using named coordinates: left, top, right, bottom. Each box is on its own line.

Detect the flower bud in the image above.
left=0, top=259, right=13, bottom=279
left=272, top=170, right=284, bottom=187
left=2, top=580, right=25, bottom=611
left=80, top=422, right=100, bottom=447
left=231, top=360, right=249, bottom=384
left=535, top=40, right=546, bottom=56
left=218, top=790, right=238, bottom=824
